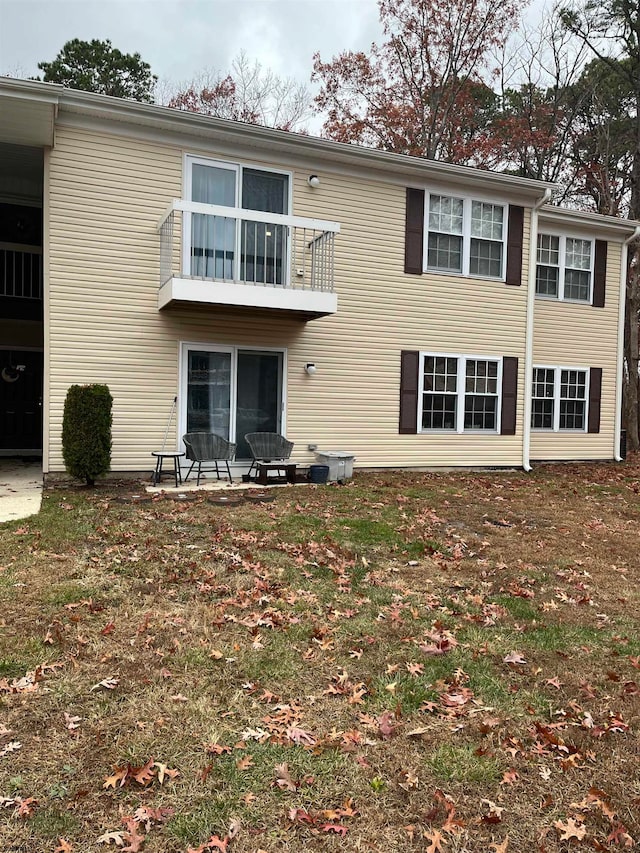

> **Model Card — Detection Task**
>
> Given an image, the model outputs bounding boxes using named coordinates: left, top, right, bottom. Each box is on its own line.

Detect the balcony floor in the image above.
left=158, top=277, right=337, bottom=320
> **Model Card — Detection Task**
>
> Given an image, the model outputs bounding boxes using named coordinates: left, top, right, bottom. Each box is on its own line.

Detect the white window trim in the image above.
left=418, top=351, right=504, bottom=434
left=423, top=192, right=508, bottom=281
left=178, top=341, right=288, bottom=460
left=182, top=155, right=294, bottom=284
left=535, top=231, right=595, bottom=305
left=531, top=364, right=589, bottom=432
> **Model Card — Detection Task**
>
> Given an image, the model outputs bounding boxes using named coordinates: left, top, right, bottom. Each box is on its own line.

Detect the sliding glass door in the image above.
left=182, top=345, right=284, bottom=460
left=186, top=157, right=290, bottom=285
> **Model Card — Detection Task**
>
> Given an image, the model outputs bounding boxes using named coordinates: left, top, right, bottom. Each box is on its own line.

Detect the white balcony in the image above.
left=157, top=200, right=339, bottom=320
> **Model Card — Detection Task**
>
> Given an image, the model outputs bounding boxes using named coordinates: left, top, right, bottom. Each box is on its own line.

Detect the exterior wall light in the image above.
left=305, top=363, right=317, bottom=375
left=307, top=175, right=320, bottom=188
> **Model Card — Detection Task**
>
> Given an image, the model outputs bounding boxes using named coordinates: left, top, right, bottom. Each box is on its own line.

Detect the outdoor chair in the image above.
left=245, top=432, right=294, bottom=481
left=182, top=432, right=236, bottom=485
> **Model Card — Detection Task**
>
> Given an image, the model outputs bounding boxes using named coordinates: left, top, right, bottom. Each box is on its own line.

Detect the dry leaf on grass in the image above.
left=96, top=830, right=125, bottom=846
left=236, top=755, right=254, bottom=771
left=90, top=676, right=119, bottom=691
left=424, top=828, right=446, bottom=852
left=554, top=817, right=587, bottom=841
left=274, top=762, right=297, bottom=791
left=153, top=761, right=180, bottom=784
left=503, top=651, right=526, bottom=666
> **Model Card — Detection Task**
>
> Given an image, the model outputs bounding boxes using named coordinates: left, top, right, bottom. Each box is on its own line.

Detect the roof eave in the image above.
left=0, top=78, right=556, bottom=197
left=539, top=204, right=640, bottom=238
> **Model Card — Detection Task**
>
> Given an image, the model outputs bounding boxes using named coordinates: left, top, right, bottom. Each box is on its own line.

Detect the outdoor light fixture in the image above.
left=305, top=363, right=317, bottom=375
left=307, top=175, right=320, bottom=188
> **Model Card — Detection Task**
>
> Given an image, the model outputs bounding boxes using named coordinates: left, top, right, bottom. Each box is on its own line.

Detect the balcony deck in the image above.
left=157, top=200, right=339, bottom=320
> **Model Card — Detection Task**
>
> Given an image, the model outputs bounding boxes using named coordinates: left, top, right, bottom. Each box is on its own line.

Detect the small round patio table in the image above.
left=151, top=451, right=185, bottom=488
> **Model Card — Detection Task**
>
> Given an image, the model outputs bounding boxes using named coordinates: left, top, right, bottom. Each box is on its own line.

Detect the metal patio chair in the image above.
left=182, top=432, right=236, bottom=485
left=245, top=432, right=294, bottom=481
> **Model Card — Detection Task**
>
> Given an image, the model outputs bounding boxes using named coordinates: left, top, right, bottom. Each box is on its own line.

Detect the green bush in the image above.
left=62, top=384, right=113, bottom=485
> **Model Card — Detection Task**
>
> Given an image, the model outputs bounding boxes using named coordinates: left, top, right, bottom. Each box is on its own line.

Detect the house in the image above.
left=0, top=76, right=637, bottom=478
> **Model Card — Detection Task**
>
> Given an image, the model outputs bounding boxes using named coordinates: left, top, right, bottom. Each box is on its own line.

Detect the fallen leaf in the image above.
left=236, top=755, right=254, bottom=771
left=15, top=797, right=38, bottom=818
left=64, top=713, right=81, bottom=734
left=131, top=758, right=155, bottom=786
left=96, top=830, right=125, bottom=845
left=503, top=651, right=526, bottom=666
left=103, top=767, right=128, bottom=790
left=91, top=677, right=119, bottom=691
left=500, top=768, right=519, bottom=785
left=554, top=817, right=587, bottom=841
left=377, top=710, right=398, bottom=739
left=320, top=822, right=348, bottom=837
left=424, top=828, right=446, bottom=852
left=274, top=762, right=297, bottom=791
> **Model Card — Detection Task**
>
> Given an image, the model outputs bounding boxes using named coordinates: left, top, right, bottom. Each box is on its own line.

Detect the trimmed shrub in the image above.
left=62, top=384, right=113, bottom=485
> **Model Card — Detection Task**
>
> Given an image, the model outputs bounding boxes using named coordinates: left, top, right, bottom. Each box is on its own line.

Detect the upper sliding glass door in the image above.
left=186, top=157, right=290, bottom=285
left=182, top=345, right=284, bottom=461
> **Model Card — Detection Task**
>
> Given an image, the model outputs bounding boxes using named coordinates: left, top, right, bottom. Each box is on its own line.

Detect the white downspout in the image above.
left=522, top=188, right=553, bottom=472
left=614, top=224, right=640, bottom=460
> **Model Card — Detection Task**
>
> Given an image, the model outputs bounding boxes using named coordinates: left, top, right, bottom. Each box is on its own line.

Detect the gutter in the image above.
left=614, top=224, right=640, bottom=460
left=522, top=188, right=553, bottom=472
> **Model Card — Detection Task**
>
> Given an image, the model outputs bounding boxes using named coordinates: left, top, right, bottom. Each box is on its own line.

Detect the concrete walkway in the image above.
left=0, top=459, right=43, bottom=523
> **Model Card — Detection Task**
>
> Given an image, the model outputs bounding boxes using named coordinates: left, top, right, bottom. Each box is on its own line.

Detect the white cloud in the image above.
left=0, top=0, right=382, bottom=89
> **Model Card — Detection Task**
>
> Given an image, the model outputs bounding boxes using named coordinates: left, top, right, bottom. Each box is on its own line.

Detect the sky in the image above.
left=0, top=0, right=383, bottom=98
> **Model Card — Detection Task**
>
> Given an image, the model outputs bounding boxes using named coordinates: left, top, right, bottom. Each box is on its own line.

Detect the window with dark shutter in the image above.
left=405, top=189, right=425, bottom=275
left=399, top=350, right=419, bottom=433
left=593, top=241, right=607, bottom=308
left=505, top=206, right=524, bottom=286
left=588, top=367, right=602, bottom=433
left=500, top=356, right=518, bottom=434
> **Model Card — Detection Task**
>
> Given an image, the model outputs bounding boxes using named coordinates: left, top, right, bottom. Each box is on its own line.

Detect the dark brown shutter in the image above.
left=588, top=367, right=602, bottom=433
left=404, top=188, right=425, bottom=275
left=505, top=205, right=524, bottom=286
left=501, top=357, right=518, bottom=435
left=399, top=350, right=420, bottom=434
left=593, top=240, right=607, bottom=307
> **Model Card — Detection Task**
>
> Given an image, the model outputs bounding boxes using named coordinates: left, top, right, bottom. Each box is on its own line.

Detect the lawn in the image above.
left=1, top=459, right=640, bottom=852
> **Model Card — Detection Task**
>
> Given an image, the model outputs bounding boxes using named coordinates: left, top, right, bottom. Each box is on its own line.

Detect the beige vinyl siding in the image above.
left=530, top=240, right=621, bottom=460
left=47, top=125, right=532, bottom=472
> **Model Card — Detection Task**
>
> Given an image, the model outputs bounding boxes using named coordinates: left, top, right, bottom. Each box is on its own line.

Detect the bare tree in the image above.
left=165, top=51, right=312, bottom=131
left=491, top=20, right=591, bottom=189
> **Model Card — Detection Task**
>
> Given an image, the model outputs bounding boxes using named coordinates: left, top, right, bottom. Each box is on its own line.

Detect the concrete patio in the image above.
left=0, top=458, right=43, bottom=523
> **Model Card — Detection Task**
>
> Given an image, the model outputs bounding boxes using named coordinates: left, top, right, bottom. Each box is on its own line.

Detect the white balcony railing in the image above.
left=0, top=243, right=42, bottom=300
left=157, top=200, right=340, bottom=296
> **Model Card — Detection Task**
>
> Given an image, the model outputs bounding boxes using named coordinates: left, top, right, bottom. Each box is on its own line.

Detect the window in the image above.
left=185, top=157, right=290, bottom=285
left=531, top=367, right=588, bottom=431
left=531, top=367, right=555, bottom=429
left=426, top=194, right=505, bottom=278
left=421, top=353, right=501, bottom=432
left=536, top=234, right=593, bottom=302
